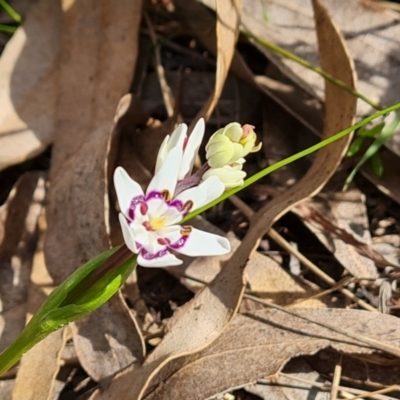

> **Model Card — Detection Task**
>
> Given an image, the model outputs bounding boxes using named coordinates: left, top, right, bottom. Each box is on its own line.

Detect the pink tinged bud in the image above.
left=205, top=122, right=261, bottom=169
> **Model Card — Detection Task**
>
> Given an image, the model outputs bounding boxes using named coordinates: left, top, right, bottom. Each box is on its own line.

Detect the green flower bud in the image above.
left=206, top=123, right=262, bottom=168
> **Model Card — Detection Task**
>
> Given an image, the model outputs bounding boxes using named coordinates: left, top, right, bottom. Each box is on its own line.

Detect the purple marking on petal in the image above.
left=127, top=194, right=146, bottom=221
left=146, top=190, right=186, bottom=215
left=140, top=202, right=148, bottom=215
left=140, top=247, right=169, bottom=260
left=169, top=198, right=184, bottom=210
left=146, top=190, right=166, bottom=202
left=169, top=225, right=192, bottom=250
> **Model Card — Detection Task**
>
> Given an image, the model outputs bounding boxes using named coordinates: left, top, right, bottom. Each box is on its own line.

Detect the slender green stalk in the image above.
left=182, top=102, right=400, bottom=223
left=0, top=0, right=21, bottom=23
left=0, top=24, right=16, bottom=33
left=242, top=31, right=382, bottom=111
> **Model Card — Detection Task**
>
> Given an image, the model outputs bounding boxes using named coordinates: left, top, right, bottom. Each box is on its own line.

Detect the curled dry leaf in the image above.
left=0, top=0, right=61, bottom=171
left=202, top=0, right=400, bottom=202
left=176, top=0, right=321, bottom=135
left=145, top=309, right=400, bottom=400
left=43, top=0, right=145, bottom=382
left=0, top=172, right=46, bottom=352
left=91, top=1, right=357, bottom=399
left=196, top=0, right=242, bottom=121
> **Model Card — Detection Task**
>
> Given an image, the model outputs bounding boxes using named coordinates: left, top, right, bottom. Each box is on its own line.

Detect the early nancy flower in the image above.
left=114, top=146, right=230, bottom=267
left=206, top=122, right=262, bottom=168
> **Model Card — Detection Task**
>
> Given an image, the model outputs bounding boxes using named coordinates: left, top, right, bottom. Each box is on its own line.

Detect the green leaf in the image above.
left=0, top=0, right=22, bottom=23
left=370, top=152, right=384, bottom=177
left=357, top=122, right=385, bottom=138
left=0, top=246, right=137, bottom=376
left=347, top=136, right=364, bottom=157
left=343, top=113, right=400, bottom=191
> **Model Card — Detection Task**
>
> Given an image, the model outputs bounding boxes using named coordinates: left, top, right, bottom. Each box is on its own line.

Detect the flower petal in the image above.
left=175, top=227, right=231, bottom=256
left=174, top=175, right=224, bottom=213
left=179, top=118, right=204, bottom=179
left=202, top=166, right=246, bottom=189
left=155, top=124, right=187, bottom=174
left=154, top=135, right=170, bottom=174
left=147, top=146, right=183, bottom=198
left=154, top=124, right=188, bottom=174
left=118, top=213, right=138, bottom=253
left=114, top=167, right=144, bottom=216
left=138, top=250, right=182, bottom=267
left=169, top=123, right=187, bottom=149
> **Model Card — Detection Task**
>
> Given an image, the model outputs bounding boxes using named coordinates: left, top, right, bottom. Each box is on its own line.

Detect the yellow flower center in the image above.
left=149, top=216, right=167, bottom=230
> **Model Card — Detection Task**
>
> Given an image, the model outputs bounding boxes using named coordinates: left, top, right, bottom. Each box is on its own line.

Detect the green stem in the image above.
left=0, top=0, right=21, bottom=23
left=182, top=102, right=400, bottom=223
left=242, top=31, right=382, bottom=111
left=0, top=24, right=16, bottom=33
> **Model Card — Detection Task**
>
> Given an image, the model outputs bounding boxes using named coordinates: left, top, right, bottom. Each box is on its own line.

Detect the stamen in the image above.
left=162, top=189, right=172, bottom=201
left=143, top=221, right=152, bottom=231
left=140, top=201, right=148, bottom=215
left=157, top=237, right=171, bottom=245
left=180, top=226, right=192, bottom=236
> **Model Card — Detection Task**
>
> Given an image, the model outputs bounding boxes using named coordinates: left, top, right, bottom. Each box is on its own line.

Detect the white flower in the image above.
left=202, top=162, right=247, bottom=189
left=114, top=146, right=231, bottom=267
left=155, top=119, right=205, bottom=180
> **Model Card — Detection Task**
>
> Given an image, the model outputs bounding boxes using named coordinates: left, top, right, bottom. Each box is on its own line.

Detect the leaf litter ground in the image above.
left=1, top=1, right=400, bottom=399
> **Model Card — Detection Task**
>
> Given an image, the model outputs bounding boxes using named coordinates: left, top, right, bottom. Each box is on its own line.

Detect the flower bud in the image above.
left=202, top=162, right=246, bottom=189
left=205, top=123, right=262, bottom=168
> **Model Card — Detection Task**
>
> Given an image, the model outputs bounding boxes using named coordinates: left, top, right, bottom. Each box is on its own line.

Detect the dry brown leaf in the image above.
left=71, top=292, right=145, bottom=382
left=176, top=0, right=321, bottom=135
left=197, top=0, right=242, bottom=121
left=11, top=329, right=66, bottom=400
left=145, top=308, right=400, bottom=400
left=0, top=172, right=46, bottom=352
left=0, top=0, right=61, bottom=171
left=201, top=0, right=400, bottom=205
left=43, top=0, right=144, bottom=382
left=294, top=191, right=379, bottom=279
left=91, top=2, right=357, bottom=399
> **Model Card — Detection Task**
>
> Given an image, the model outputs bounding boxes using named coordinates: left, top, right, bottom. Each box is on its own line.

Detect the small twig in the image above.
left=275, top=374, right=396, bottom=400
left=344, top=385, right=400, bottom=400
left=144, top=12, right=175, bottom=117
left=229, top=195, right=378, bottom=312
left=331, top=354, right=342, bottom=400
left=284, top=276, right=355, bottom=307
